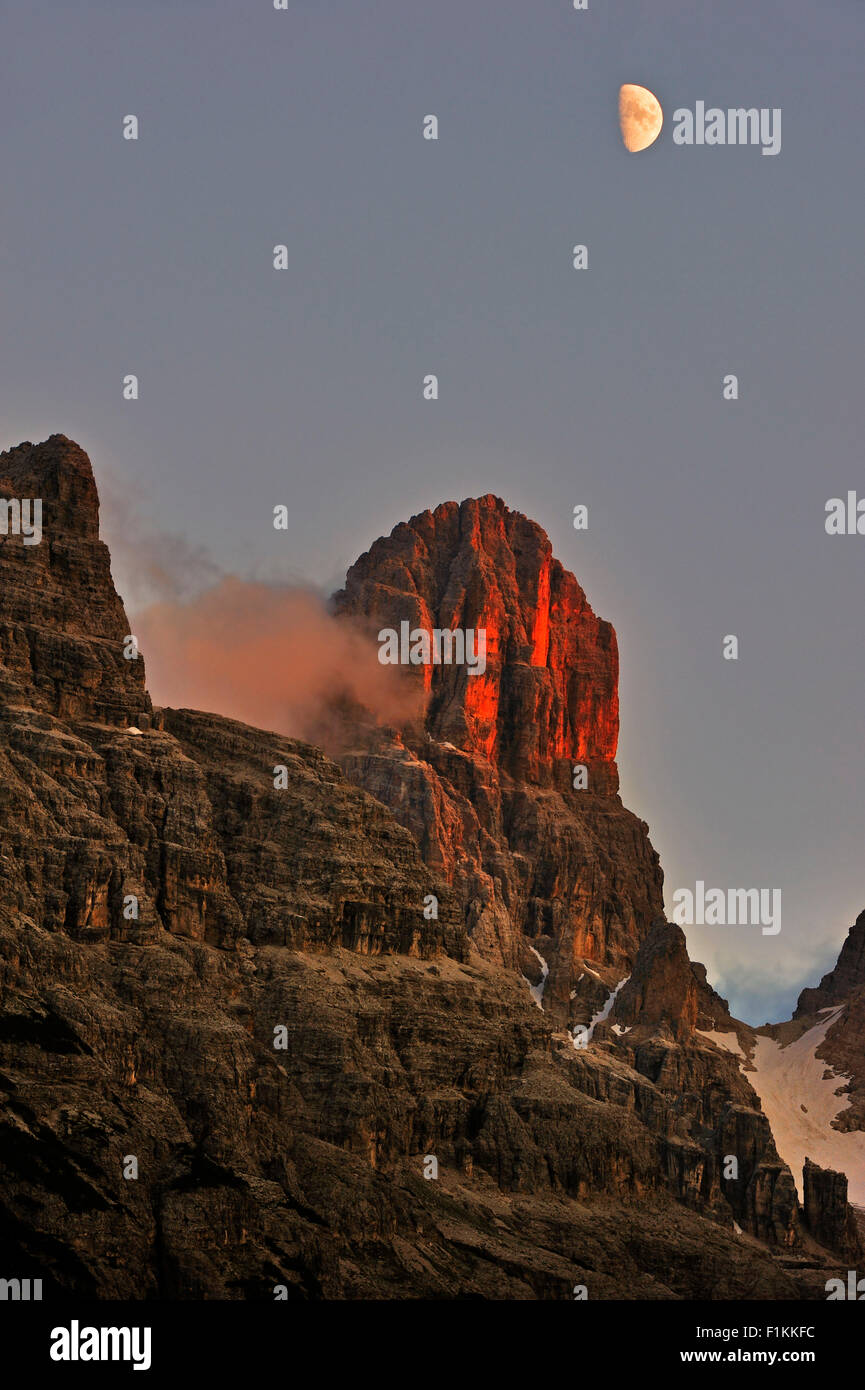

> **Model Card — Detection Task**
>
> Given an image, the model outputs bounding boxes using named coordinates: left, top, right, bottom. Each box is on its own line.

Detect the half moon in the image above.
left=618, top=84, right=663, bottom=152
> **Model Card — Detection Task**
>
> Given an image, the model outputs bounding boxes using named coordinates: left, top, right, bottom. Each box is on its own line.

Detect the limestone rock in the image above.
left=334, top=496, right=664, bottom=1027
left=803, top=1157, right=862, bottom=1260
left=0, top=439, right=853, bottom=1300
left=0, top=436, right=151, bottom=727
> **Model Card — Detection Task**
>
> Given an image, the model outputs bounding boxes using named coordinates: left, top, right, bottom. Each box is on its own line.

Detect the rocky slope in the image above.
left=635, top=908, right=865, bottom=1239
left=708, top=912, right=865, bottom=1215
left=334, top=497, right=664, bottom=1032
left=0, top=437, right=859, bottom=1299
left=0, top=436, right=151, bottom=727
left=792, top=911, right=865, bottom=1136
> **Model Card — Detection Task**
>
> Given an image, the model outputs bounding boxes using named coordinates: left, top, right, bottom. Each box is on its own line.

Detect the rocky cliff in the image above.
left=803, top=1158, right=861, bottom=1260
left=0, top=436, right=151, bottom=727
left=790, top=911, right=865, bottom=1140
left=0, top=437, right=857, bottom=1299
left=735, top=912, right=865, bottom=1212
left=334, top=497, right=664, bottom=1031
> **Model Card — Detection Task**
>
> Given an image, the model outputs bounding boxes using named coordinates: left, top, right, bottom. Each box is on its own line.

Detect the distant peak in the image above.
left=794, top=909, right=865, bottom=1017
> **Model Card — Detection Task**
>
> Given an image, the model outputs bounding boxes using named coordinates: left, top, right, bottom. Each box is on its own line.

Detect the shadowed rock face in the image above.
left=605, top=921, right=803, bottom=1249
left=0, top=436, right=151, bottom=727
left=803, top=1158, right=861, bottom=1259
left=0, top=438, right=857, bottom=1299
left=615, top=920, right=722, bottom=1044
left=787, top=911, right=865, bottom=1134
left=796, top=912, right=865, bottom=1018
left=334, top=496, right=664, bottom=1027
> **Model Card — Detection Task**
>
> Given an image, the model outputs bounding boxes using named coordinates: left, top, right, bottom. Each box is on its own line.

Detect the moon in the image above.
left=619, top=83, right=663, bottom=152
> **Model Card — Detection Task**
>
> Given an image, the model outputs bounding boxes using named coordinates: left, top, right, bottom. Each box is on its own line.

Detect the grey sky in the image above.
left=1, top=0, right=862, bottom=1022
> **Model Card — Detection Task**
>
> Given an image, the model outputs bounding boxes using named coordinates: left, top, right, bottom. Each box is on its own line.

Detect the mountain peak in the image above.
left=795, top=909, right=865, bottom=1017
left=335, top=494, right=618, bottom=794
left=334, top=494, right=662, bottom=1017
left=0, top=436, right=150, bottom=725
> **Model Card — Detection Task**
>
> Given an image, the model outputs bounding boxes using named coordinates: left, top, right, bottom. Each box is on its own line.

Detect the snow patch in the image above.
left=523, top=947, right=549, bottom=1010
left=696, top=1028, right=745, bottom=1060
left=579, top=976, right=630, bottom=1045
left=742, top=1006, right=865, bottom=1205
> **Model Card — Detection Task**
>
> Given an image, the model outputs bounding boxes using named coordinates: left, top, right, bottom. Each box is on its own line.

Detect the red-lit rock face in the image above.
left=335, top=495, right=619, bottom=794
left=335, top=496, right=663, bottom=1025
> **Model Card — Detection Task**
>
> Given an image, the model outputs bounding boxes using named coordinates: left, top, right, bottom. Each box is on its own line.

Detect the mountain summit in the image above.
left=0, top=437, right=860, bottom=1299
left=335, top=495, right=662, bottom=1026
left=0, top=435, right=150, bottom=726
left=336, top=495, right=619, bottom=789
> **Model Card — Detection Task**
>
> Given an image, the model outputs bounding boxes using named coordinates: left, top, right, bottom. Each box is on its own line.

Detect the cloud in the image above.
left=102, top=482, right=423, bottom=750
left=132, top=576, right=425, bottom=749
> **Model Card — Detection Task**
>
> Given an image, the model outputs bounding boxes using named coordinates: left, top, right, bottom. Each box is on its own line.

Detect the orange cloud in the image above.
left=133, top=577, right=425, bottom=749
